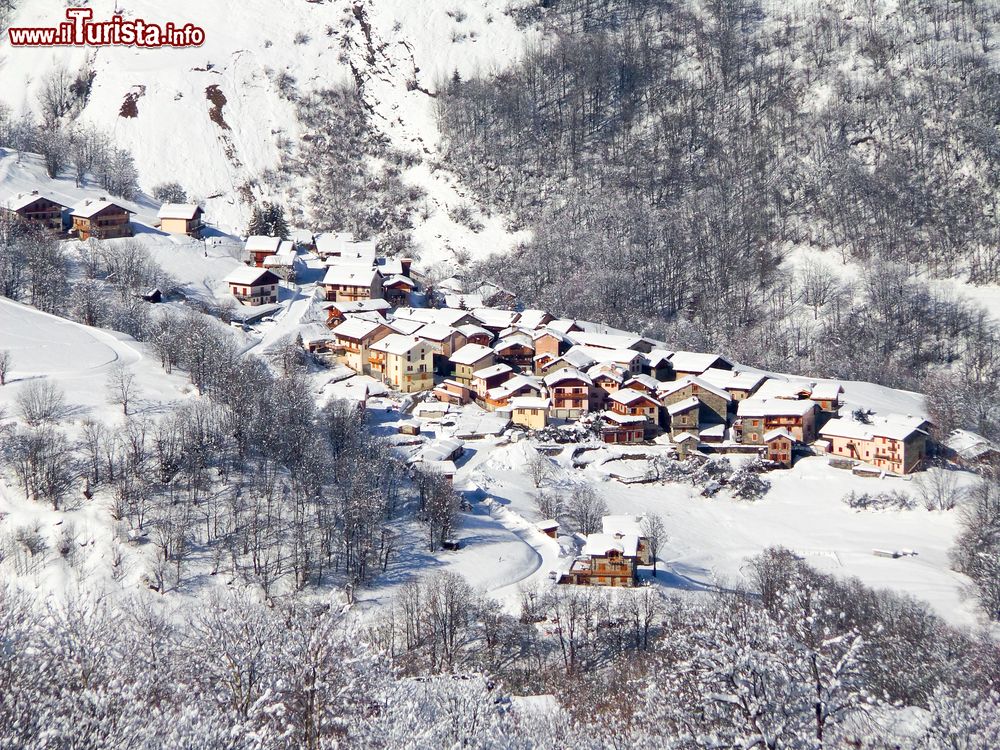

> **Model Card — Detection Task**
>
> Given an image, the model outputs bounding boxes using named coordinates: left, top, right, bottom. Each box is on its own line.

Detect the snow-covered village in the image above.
left=0, top=0, right=999, bottom=747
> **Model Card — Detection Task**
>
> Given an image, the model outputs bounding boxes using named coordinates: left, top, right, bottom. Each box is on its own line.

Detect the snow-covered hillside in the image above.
left=0, top=0, right=535, bottom=264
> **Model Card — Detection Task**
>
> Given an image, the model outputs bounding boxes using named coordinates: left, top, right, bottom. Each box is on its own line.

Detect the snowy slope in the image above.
left=0, top=0, right=534, bottom=264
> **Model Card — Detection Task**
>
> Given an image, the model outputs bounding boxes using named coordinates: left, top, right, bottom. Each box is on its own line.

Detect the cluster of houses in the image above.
left=315, top=291, right=929, bottom=475
left=2, top=190, right=207, bottom=241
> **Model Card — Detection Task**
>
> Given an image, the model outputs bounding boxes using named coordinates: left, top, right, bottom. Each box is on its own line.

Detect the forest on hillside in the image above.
left=438, top=0, right=1000, bottom=435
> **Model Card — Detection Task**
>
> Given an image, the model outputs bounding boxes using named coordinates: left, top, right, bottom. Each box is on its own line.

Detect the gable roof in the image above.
left=395, top=307, right=472, bottom=328
left=473, top=363, right=514, bottom=380
left=700, top=368, right=768, bottom=392
left=157, top=203, right=202, bottom=220
left=516, top=309, right=551, bottom=330
left=332, top=317, right=386, bottom=341
left=494, top=332, right=534, bottom=352
left=415, top=323, right=457, bottom=342
left=608, top=388, right=659, bottom=407
left=658, top=375, right=732, bottom=402
left=244, top=235, right=282, bottom=254
left=370, top=333, right=426, bottom=356
left=6, top=191, right=67, bottom=212
left=738, top=398, right=818, bottom=418
left=667, top=395, right=701, bottom=415
left=322, top=265, right=379, bottom=287
left=329, top=298, right=391, bottom=315
left=566, top=331, right=644, bottom=351
left=449, top=343, right=495, bottom=366
left=669, top=350, right=732, bottom=374
left=819, top=417, right=926, bottom=442
left=457, top=323, right=492, bottom=339
left=387, top=318, right=424, bottom=335
left=510, top=396, right=550, bottom=410
left=71, top=198, right=131, bottom=219
left=224, top=266, right=280, bottom=286
left=763, top=427, right=794, bottom=442
left=543, top=367, right=593, bottom=387
left=546, top=319, right=579, bottom=335
left=472, top=307, right=521, bottom=329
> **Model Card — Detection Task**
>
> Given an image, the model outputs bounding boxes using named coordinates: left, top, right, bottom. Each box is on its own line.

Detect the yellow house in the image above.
left=369, top=334, right=434, bottom=393
left=157, top=203, right=204, bottom=237
left=331, top=317, right=391, bottom=374
left=448, top=343, right=495, bottom=386
left=510, top=396, right=550, bottom=430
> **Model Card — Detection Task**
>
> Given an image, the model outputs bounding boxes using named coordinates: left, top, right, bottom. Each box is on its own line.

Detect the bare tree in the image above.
left=15, top=379, right=66, bottom=425
left=640, top=514, right=667, bottom=576
left=0, top=349, right=11, bottom=386
left=527, top=449, right=552, bottom=488
left=533, top=488, right=565, bottom=522
left=914, top=464, right=964, bottom=511
left=106, top=362, right=138, bottom=416
left=565, top=485, right=607, bottom=535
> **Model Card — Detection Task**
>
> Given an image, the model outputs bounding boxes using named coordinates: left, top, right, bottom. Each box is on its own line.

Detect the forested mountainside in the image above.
left=439, top=0, right=1000, bottom=409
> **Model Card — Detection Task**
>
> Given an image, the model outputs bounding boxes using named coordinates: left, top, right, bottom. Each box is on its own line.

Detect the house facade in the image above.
left=369, top=334, right=434, bottom=393
left=158, top=204, right=204, bottom=237
left=737, top=399, right=819, bottom=444
left=563, top=533, right=638, bottom=587
left=510, top=397, right=550, bottom=430
left=321, top=266, right=383, bottom=303
left=331, top=318, right=392, bottom=374
left=544, top=368, right=593, bottom=419
left=224, top=267, right=281, bottom=306
left=3, top=192, right=66, bottom=233
left=71, top=199, right=132, bottom=240
left=449, top=344, right=496, bottom=386
left=819, top=419, right=927, bottom=475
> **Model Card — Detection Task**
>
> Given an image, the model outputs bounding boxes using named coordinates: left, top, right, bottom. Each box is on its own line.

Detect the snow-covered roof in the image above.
left=645, top=348, right=674, bottom=367
left=569, top=345, right=643, bottom=367
left=224, top=266, right=279, bottom=286
left=415, top=323, right=457, bottom=342
left=449, top=343, right=495, bottom=365
left=588, top=364, right=626, bottom=383
left=472, top=307, right=521, bottom=329
left=315, top=232, right=376, bottom=260
left=387, top=318, right=424, bottom=335
left=322, top=266, right=379, bottom=287
left=444, top=293, right=484, bottom=310
left=658, top=375, right=732, bottom=402
left=753, top=379, right=813, bottom=400
left=457, top=323, right=492, bottom=339
left=71, top=198, right=131, bottom=219
left=157, top=203, right=201, bottom=220
left=330, top=299, right=390, bottom=315
left=810, top=382, right=845, bottom=401
left=262, top=254, right=291, bottom=267
left=602, top=514, right=644, bottom=538
left=517, top=309, right=551, bottom=330
left=700, top=368, right=768, bottom=392
left=244, top=235, right=282, bottom=254
left=667, top=395, right=700, bottom=415
left=566, top=331, right=644, bottom=351
left=604, top=411, right=647, bottom=425
left=581, top=533, right=623, bottom=557
left=494, top=332, right=534, bottom=352
left=738, top=398, right=818, bottom=418
left=536, top=519, right=559, bottom=531
left=487, top=375, right=544, bottom=401
left=377, top=257, right=406, bottom=276
left=543, top=367, right=593, bottom=387
left=291, top=229, right=314, bottom=245
left=763, top=427, right=794, bottom=442
left=6, top=191, right=67, bottom=211
left=669, top=350, right=731, bottom=374
left=473, top=363, right=514, bottom=380
left=546, top=319, right=579, bottom=335
left=624, top=374, right=660, bottom=390
left=370, top=333, right=426, bottom=356
left=945, top=429, right=997, bottom=460
left=510, top=396, right=550, bottom=410
left=395, top=307, right=472, bottom=328
left=673, top=432, right=699, bottom=444
left=556, top=348, right=599, bottom=370
left=608, top=388, right=658, bottom=406
left=699, top=423, right=726, bottom=439
left=382, top=274, right=416, bottom=288
left=332, top=317, right=386, bottom=341
left=819, top=417, right=925, bottom=442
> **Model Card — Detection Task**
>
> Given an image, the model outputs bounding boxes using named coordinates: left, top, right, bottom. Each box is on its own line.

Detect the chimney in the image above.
left=31, top=190, right=38, bottom=195
left=401, top=258, right=413, bottom=277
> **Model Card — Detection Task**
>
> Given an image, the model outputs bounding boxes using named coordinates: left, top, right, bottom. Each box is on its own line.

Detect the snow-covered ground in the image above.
left=0, top=0, right=534, bottom=266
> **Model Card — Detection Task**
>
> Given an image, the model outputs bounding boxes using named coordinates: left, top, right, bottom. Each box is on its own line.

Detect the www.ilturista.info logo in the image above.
left=8, top=8, right=205, bottom=48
